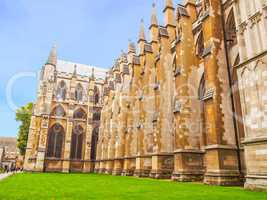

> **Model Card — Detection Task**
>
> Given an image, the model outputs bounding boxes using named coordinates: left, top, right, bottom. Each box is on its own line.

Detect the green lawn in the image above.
left=0, top=173, right=265, bottom=200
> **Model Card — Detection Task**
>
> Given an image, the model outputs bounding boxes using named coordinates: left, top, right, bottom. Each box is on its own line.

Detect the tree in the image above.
left=16, top=103, right=33, bottom=155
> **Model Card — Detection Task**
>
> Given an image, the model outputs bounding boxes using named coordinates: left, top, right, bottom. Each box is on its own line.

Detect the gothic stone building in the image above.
left=0, top=137, right=19, bottom=170
left=24, top=0, right=267, bottom=191
left=94, top=0, right=267, bottom=190
left=23, top=47, right=107, bottom=173
left=222, top=0, right=267, bottom=190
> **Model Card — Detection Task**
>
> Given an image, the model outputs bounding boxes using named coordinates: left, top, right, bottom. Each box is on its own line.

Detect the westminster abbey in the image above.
left=24, top=0, right=267, bottom=190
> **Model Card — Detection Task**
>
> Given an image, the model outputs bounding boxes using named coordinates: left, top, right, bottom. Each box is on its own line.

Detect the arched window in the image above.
left=196, top=32, right=204, bottom=58
left=46, top=124, right=64, bottom=158
left=198, top=74, right=207, bottom=146
left=94, top=86, right=100, bottom=104
left=90, top=127, right=99, bottom=161
left=70, top=125, right=84, bottom=160
left=234, top=54, right=240, bottom=66
left=93, top=112, right=101, bottom=121
left=199, top=74, right=206, bottom=100
left=51, top=105, right=66, bottom=117
left=56, top=81, right=67, bottom=100
left=73, top=108, right=87, bottom=120
left=226, top=9, right=237, bottom=48
left=75, top=83, right=83, bottom=102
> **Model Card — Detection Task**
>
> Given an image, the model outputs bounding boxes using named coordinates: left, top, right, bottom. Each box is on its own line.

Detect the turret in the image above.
left=46, top=45, right=57, bottom=66
left=127, top=40, right=136, bottom=64
left=150, top=3, right=159, bottom=43
left=42, top=45, right=57, bottom=82
left=163, top=0, right=175, bottom=27
left=73, top=64, right=77, bottom=77
left=138, top=19, right=146, bottom=54
left=91, top=67, right=95, bottom=80
left=183, top=0, right=197, bottom=21
left=151, top=2, right=158, bottom=27
left=128, top=40, right=136, bottom=54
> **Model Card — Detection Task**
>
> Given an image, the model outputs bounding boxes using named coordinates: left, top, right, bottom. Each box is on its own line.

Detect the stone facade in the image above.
left=25, top=0, right=267, bottom=191
left=23, top=47, right=107, bottom=173
left=222, top=0, right=267, bottom=191
left=0, top=137, right=18, bottom=170
left=94, top=0, right=267, bottom=190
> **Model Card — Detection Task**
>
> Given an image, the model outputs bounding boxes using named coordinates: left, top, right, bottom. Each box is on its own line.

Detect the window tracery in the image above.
left=56, top=80, right=67, bottom=101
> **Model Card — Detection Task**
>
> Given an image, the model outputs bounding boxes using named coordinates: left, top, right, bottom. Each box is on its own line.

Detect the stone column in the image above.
left=113, top=113, right=125, bottom=175
left=201, top=1, right=241, bottom=186
left=83, top=120, right=93, bottom=173
left=83, top=86, right=95, bottom=173
left=62, top=116, right=73, bottom=173
left=135, top=89, right=149, bottom=177
left=172, top=3, right=205, bottom=182
left=35, top=115, right=49, bottom=172
left=122, top=94, right=134, bottom=176
left=151, top=27, right=174, bottom=179
left=24, top=115, right=39, bottom=171
left=107, top=126, right=115, bottom=174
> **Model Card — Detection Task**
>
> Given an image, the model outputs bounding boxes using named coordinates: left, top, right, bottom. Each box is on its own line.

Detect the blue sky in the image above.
left=0, top=0, right=181, bottom=137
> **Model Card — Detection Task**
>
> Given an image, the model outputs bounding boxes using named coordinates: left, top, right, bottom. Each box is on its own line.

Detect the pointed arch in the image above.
left=198, top=74, right=206, bottom=100
left=196, top=32, right=204, bottom=58
left=56, top=80, right=67, bottom=100
left=73, top=107, right=87, bottom=120
left=240, top=66, right=251, bottom=77
left=75, top=83, right=83, bottom=102
left=70, top=124, right=84, bottom=160
left=234, top=54, right=240, bottom=66
left=254, top=59, right=267, bottom=112
left=93, top=112, right=101, bottom=121
left=51, top=105, right=66, bottom=117
left=94, top=86, right=100, bottom=104
left=90, top=127, right=99, bottom=160
left=225, top=8, right=237, bottom=48
left=198, top=73, right=207, bottom=146
left=46, top=123, right=64, bottom=158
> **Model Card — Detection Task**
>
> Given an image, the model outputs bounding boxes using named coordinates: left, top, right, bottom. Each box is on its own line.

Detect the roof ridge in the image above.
left=57, top=59, right=107, bottom=71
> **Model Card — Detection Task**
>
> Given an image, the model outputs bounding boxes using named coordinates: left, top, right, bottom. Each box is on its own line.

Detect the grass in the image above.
left=0, top=173, right=266, bottom=200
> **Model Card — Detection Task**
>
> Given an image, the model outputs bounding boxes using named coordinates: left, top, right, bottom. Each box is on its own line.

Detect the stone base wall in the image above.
left=245, top=176, right=267, bottom=191
left=172, top=150, right=205, bottom=182
left=243, top=140, right=267, bottom=191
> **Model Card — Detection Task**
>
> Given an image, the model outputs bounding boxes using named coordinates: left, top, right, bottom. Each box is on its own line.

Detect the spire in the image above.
left=165, top=0, right=173, bottom=8
left=163, top=0, right=175, bottom=27
left=91, top=67, right=95, bottom=80
left=151, top=2, right=158, bottom=26
left=121, top=49, right=127, bottom=57
left=128, top=39, right=136, bottom=53
left=121, top=50, right=127, bottom=63
left=73, top=64, right=77, bottom=76
left=46, top=44, right=57, bottom=66
left=139, top=19, right=146, bottom=42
